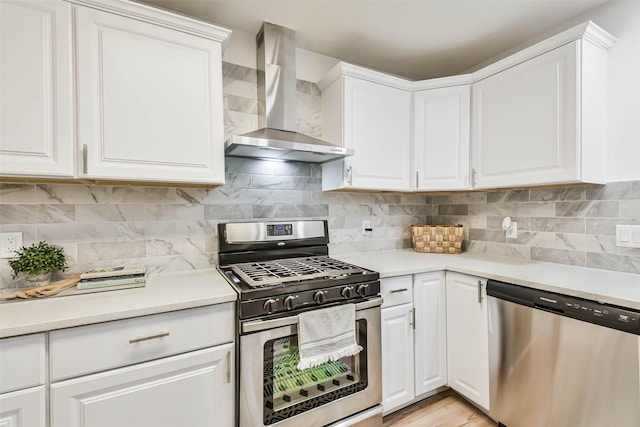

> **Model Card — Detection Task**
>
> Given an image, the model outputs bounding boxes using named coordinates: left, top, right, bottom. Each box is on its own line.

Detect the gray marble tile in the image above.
left=329, top=204, right=388, bottom=217
left=400, top=194, right=429, bottom=204
left=469, top=228, right=505, bottom=243
left=437, top=204, right=468, bottom=215
left=0, top=205, right=38, bottom=224
left=147, top=237, right=206, bottom=256
left=586, top=181, right=640, bottom=200
left=586, top=252, right=622, bottom=272
left=530, top=186, right=585, bottom=201
left=37, top=223, right=114, bottom=243
left=36, top=205, right=75, bottom=223
left=466, top=241, right=530, bottom=259
left=531, top=247, right=585, bottom=267
left=146, top=204, right=204, bottom=221
left=529, top=217, right=585, bottom=233
left=225, top=110, right=258, bottom=130
left=226, top=94, right=258, bottom=114
left=586, top=218, right=640, bottom=235
left=247, top=189, right=313, bottom=205
left=253, top=204, right=328, bottom=219
left=0, top=184, right=35, bottom=203
left=620, top=200, right=640, bottom=219
left=506, top=231, right=557, bottom=248
left=296, top=80, right=321, bottom=96
left=556, top=233, right=616, bottom=254
left=223, top=78, right=257, bottom=99
left=431, top=192, right=487, bottom=204
left=468, top=202, right=555, bottom=217
left=487, top=189, right=529, bottom=203
left=226, top=157, right=312, bottom=177
left=223, top=62, right=257, bottom=83
left=555, top=201, right=619, bottom=217
left=389, top=205, right=432, bottom=216
left=620, top=255, right=640, bottom=274
left=204, top=204, right=252, bottom=220
left=78, top=240, right=146, bottom=262
left=76, top=204, right=146, bottom=222
left=251, top=175, right=294, bottom=190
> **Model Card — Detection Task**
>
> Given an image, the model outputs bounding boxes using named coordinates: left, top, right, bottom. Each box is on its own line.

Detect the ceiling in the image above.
left=138, top=0, right=610, bottom=80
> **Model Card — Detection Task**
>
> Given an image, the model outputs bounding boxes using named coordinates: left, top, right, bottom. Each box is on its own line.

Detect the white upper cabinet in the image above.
left=471, top=22, right=615, bottom=189
left=320, top=64, right=412, bottom=191
left=413, top=79, right=471, bottom=191
left=0, top=0, right=74, bottom=177
left=74, top=1, right=230, bottom=184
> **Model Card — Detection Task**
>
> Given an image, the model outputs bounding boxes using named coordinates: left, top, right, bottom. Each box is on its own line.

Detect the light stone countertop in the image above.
left=0, top=268, right=237, bottom=338
left=334, top=249, right=640, bottom=310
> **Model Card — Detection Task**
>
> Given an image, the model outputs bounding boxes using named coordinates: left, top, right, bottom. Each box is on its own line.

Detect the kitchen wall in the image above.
left=431, top=183, right=640, bottom=274
left=0, top=63, right=428, bottom=286
left=2, top=55, right=639, bottom=285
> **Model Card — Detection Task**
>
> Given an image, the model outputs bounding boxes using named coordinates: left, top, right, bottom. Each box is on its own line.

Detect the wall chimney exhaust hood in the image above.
left=225, top=22, right=353, bottom=163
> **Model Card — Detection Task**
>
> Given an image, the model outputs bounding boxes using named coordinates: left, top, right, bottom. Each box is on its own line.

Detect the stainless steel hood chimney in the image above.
left=225, top=22, right=353, bottom=163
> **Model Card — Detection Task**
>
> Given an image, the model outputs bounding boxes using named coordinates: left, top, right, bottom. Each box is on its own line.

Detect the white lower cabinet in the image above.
left=51, top=344, right=234, bottom=427
left=445, top=272, right=490, bottom=411
left=0, top=387, right=46, bottom=427
left=0, top=334, right=47, bottom=427
left=381, top=272, right=447, bottom=415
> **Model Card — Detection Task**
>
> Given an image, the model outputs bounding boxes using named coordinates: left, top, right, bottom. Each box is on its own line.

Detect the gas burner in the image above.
left=230, top=256, right=365, bottom=287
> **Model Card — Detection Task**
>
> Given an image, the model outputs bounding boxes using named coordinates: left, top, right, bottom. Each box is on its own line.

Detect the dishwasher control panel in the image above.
left=488, top=279, right=640, bottom=335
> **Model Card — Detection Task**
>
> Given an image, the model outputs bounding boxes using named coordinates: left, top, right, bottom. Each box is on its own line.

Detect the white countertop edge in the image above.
left=0, top=268, right=237, bottom=338
left=334, top=249, right=640, bottom=310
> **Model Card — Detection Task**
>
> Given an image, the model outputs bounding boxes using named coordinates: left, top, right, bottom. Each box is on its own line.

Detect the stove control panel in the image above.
left=267, top=223, right=293, bottom=237
left=240, top=280, right=381, bottom=319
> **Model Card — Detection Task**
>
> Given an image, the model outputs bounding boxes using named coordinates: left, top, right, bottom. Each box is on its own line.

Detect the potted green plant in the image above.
left=9, top=241, right=68, bottom=287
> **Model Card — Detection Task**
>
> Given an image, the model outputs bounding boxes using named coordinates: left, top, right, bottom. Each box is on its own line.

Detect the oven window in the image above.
left=262, top=319, right=368, bottom=425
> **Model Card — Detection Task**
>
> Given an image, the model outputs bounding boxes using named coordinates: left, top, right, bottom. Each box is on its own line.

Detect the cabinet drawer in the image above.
left=50, top=303, right=234, bottom=381
left=380, top=276, right=413, bottom=308
left=0, top=334, right=46, bottom=393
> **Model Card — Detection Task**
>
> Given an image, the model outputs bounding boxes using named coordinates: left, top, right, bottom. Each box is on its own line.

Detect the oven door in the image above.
left=239, top=298, right=382, bottom=427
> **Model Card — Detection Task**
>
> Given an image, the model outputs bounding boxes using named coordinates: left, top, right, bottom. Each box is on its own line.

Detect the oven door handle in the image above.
left=242, top=297, right=382, bottom=334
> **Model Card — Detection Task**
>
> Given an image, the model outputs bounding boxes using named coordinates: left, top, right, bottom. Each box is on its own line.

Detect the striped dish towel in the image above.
left=297, top=303, right=363, bottom=370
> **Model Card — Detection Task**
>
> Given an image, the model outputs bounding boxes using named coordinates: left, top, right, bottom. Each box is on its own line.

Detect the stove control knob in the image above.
left=341, top=286, right=354, bottom=299
left=314, top=291, right=327, bottom=304
left=356, top=284, right=369, bottom=297
left=283, top=295, right=298, bottom=310
left=263, top=298, right=278, bottom=313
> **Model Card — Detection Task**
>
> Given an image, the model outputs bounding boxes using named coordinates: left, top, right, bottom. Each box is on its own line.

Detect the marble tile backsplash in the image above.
left=1, top=62, right=638, bottom=284
left=431, top=181, right=640, bottom=274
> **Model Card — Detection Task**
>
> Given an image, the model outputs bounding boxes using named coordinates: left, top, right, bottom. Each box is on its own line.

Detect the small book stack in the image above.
left=78, top=265, right=147, bottom=293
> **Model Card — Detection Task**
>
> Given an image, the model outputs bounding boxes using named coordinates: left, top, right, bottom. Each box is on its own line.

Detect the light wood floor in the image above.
left=383, top=390, right=496, bottom=427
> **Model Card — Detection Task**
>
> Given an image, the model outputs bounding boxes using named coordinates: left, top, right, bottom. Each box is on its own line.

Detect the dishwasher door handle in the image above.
left=477, top=280, right=483, bottom=304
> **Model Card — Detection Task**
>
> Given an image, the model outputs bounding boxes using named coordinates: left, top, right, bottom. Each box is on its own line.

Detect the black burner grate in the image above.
left=230, top=256, right=367, bottom=287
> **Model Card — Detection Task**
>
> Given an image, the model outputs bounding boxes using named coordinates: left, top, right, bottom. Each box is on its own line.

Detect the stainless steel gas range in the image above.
left=218, top=220, right=383, bottom=427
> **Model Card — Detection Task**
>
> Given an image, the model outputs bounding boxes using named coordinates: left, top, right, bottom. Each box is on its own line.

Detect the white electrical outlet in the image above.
left=0, top=232, right=23, bottom=258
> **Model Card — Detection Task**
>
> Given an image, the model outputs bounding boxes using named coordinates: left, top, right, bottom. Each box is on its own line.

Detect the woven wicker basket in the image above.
left=411, top=224, right=464, bottom=254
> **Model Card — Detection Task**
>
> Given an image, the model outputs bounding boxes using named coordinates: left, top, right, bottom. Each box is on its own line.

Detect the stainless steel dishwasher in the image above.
left=487, top=279, right=640, bottom=427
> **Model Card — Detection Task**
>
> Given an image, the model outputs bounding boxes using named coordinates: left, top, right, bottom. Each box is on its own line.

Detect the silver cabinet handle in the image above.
left=411, top=307, right=416, bottom=330
left=128, top=332, right=169, bottom=344
left=477, top=280, right=483, bottom=304
left=471, top=168, right=477, bottom=187
left=415, top=171, right=419, bottom=188
left=390, top=288, right=408, bottom=293
left=226, top=351, right=231, bottom=383
left=347, top=166, right=353, bottom=186
left=82, top=144, right=88, bottom=174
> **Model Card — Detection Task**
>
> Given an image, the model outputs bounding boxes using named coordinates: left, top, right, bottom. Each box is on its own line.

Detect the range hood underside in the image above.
left=226, top=128, right=353, bottom=163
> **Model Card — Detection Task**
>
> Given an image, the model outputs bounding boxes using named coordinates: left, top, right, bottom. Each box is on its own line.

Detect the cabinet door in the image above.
left=413, top=272, right=447, bottom=396
left=0, top=386, right=46, bottom=427
left=75, top=6, right=225, bottom=184
left=0, top=0, right=74, bottom=177
left=51, top=344, right=234, bottom=427
left=413, top=85, right=470, bottom=190
left=344, top=77, right=412, bottom=191
left=445, top=272, right=489, bottom=410
left=472, top=42, right=578, bottom=189
left=381, top=303, right=415, bottom=414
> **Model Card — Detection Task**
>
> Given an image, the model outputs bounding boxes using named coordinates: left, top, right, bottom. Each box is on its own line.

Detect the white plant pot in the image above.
left=25, top=272, right=52, bottom=288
